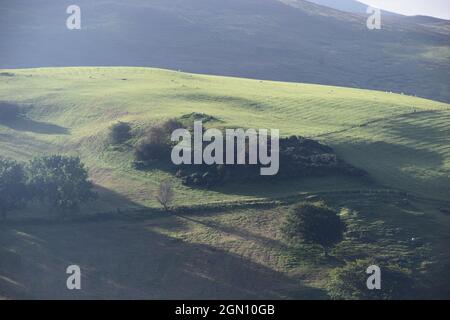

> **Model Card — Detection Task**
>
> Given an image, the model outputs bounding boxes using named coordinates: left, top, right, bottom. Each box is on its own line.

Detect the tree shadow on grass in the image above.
left=164, top=213, right=340, bottom=268
left=176, top=213, right=290, bottom=250
left=0, top=176, right=330, bottom=299
left=0, top=102, right=68, bottom=135
left=0, top=214, right=327, bottom=299
left=0, top=117, right=69, bottom=135
left=332, top=139, right=450, bottom=200
left=3, top=184, right=150, bottom=223
left=137, top=157, right=374, bottom=200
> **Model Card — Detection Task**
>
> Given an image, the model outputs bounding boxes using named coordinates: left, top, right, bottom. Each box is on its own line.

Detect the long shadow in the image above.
left=0, top=102, right=68, bottom=135
left=208, top=175, right=376, bottom=198
left=383, top=110, right=450, bottom=146
left=4, top=184, right=152, bottom=225
left=169, top=93, right=270, bottom=111
left=137, top=157, right=374, bottom=199
left=0, top=186, right=326, bottom=299
left=333, top=139, right=449, bottom=200
left=176, top=214, right=290, bottom=251
left=0, top=117, right=69, bottom=135
left=0, top=217, right=325, bottom=299
left=173, top=214, right=339, bottom=267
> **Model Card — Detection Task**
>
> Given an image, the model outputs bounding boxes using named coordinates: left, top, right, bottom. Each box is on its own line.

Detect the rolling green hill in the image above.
left=1, top=67, right=450, bottom=299
left=0, top=67, right=448, bottom=209
left=2, top=0, right=450, bottom=102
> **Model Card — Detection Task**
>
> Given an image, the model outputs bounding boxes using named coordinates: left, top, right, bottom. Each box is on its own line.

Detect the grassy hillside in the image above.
left=1, top=67, right=449, bottom=299
left=1, top=0, right=449, bottom=102
left=0, top=67, right=448, bottom=210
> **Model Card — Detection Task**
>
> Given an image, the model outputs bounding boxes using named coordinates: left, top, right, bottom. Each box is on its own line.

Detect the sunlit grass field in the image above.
left=1, top=67, right=448, bottom=210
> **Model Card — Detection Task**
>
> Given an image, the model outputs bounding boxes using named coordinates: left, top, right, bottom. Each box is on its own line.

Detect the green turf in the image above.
left=0, top=67, right=449, bottom=210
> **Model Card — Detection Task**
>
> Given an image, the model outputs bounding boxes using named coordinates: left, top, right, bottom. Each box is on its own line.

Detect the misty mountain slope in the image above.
left=295, top=0, right=369, bottom=14
left=0, top=0, right=449, bottom=102
left=302, top=0, right=402, bottom=16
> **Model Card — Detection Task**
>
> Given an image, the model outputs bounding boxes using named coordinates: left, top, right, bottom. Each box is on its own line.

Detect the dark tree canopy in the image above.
left=282, top=201, right=346, bottom=255
left=0, top=158, right=27, bottom=219
left=27, top=155, right=96, bottom=212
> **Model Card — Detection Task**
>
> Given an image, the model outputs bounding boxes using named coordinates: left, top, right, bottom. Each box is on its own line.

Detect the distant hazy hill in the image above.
left=304, top=0, right=368, bottom=13
left=1, top=0, right=449, bottom=102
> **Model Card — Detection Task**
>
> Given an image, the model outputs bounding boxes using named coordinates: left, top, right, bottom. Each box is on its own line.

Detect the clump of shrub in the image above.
left=178, top=135, right=366, bottom=187
left=130, top=119, right=367, bottom=186
left=134, top=125, right=171, bottom=162
left=327, top=259, right=416, bottom=300
left=134, top=118, right=184, bottom=163
left=108, top=121, right=132, bottom=145
left=282, top=201, right=346, bottom=257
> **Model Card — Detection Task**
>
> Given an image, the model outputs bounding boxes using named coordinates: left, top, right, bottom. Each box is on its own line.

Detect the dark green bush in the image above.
left=282, top=201, right=346, bottom=256
left=108, top=121, right=132, bottom=145
left=134, top=119, right=184, bottom=163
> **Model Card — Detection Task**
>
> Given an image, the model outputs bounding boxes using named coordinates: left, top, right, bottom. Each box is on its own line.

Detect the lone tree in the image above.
left=282, top=201, right=346, bottom=257
left=155, top=180, right=174, bottom=212
left=327, top=259, right=415, bottom=300
left=26, top=155, right=96, bottom=214
left=0, top=158, right=27, bottom=220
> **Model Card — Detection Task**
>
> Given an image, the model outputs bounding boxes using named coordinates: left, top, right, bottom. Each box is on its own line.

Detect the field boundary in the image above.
left=3, top=188, right=449, bottom=226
